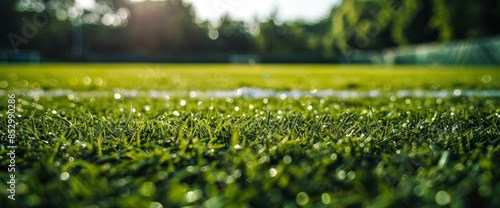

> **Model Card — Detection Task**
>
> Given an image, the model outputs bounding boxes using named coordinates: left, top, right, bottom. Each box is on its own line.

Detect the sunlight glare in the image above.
left=75, top=0, right=96, bottom=10
left=129, top=0, right=167, bottom=3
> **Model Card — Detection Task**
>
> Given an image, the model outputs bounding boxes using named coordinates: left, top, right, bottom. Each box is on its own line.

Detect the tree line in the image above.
left=1, top=0, right=499, bottom=61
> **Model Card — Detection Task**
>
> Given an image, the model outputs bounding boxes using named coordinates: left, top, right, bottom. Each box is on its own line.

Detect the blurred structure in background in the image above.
left=1, top=0, right=500, bottom=65
left=376, top=36, right=500, bottom=65
left=0, top=49, right=41, bottom=63
left=229, top=54, right=261, bottom=65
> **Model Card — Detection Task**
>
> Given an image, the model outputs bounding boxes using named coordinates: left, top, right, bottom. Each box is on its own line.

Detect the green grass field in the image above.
left=1, top=64, right=499, bottom=207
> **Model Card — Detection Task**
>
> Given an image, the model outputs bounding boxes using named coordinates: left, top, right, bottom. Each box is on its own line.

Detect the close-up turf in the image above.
left=0, top=64, right=499, bottom=207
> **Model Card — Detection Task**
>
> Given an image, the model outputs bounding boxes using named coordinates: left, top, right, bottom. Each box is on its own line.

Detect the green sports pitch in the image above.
left=0, top=64, right=499, bottom=207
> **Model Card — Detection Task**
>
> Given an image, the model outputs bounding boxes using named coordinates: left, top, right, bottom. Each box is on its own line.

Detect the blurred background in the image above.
left=1, top=0, right=499, bottom=65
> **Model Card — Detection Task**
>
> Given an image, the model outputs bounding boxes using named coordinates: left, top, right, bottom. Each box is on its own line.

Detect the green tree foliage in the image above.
left=71, top=0, right=212, bottom=55
left=198, top=15, right=255, bottom=52
left=0, top=1, right=20, bottom=49
left=3, top=0, right=215, bottom=58
left=253, top=10, right=334, bottom=55
left=327, top=0, right=430, bottom=53
left=327, top=0, right=500, bottom=54
left=108, top=0, right=209, bottom=54
left=1, top=0, right=74, bottom=58
left=438, top=0, right=500, bottom=39
left=2, top=0, right=500, bottom=60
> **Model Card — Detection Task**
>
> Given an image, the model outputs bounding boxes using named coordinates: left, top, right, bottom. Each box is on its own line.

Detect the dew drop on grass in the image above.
left=481, top=74, right=492, bottom=83
left=283, top=155, right=292, bottom=164
left=180, top=100, right=186, bottom=106
left=344, top=147, right=351, bottom=153
left=296, top=192, right=309, bottom=206
left=268, top=168, right=278, bottom=178
left=233, top=169, right=242, bottom=178
left=114, top=93, right=121, bottom=99
left=435, top=190, right=451, bottom=205
left=235, top=106, right=240, bottom=111
left=225, top=176, right=235, bottom=184
left=313, top=143, right=320, bottom=149
left=82, top=76, right=91, bottom=85
left=263, top=98, right=268, bottom=104
left=280, top=93, right=287, bottom=100
left=189, top=91, right=197, bottom=98
left=20, top=80, right=29, bottom=87
left=331, top=153, right=338, bottom=161
left=258, top=156, right=270, bottom=164
left=321, top=193, right=331, bottom=204
left=346, top=171, right=356, bottom=181
left=94, top=77, right=103, bottom=86
left=186, top=189, right=202, bottom=203
left=234, top=144, right=242, bottom=150
left=140, top=182, right=156, bottom=197
left=144, top=106, right=150, bottom=111
left=0, top=81, right=8, bottom=88
left=60, top=172, right=70, bottom=181
left=116, top=178, right=129, bottom=187
left=337, top=170, right=346, bottom=180
left=67, top=94, right=75, bottom=100
left=149, top=202, right=163, bottom=208
left=157, top=171, right=168, bottom=180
